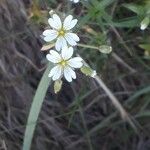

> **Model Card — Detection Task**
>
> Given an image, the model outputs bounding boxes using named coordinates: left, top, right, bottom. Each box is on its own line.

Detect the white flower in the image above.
left=70, top=0, right=79, bottom=3
left=69, top=0, right=87, bottom=3
left=46, top=47, right=83, bottom=82
left=140, top=24, right=147, bottom=30
left=43, top=14, right=80, bottom=51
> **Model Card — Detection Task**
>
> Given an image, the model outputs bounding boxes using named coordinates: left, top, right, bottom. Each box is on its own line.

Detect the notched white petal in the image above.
left=55, top=36, right=67, bottom=51
left=46, top=50, right=61, bottom=63
left=43, top=30, right=58, bottom=42
left=70, top=57, right=83, bottom=61
left=65, top=33, right=77, bottom=46
left=52, top=14, right=62, bottom=29
left=69, top=68, right=76, bottom=79
left=46, top=54, right=56, bottom=63
left=66, top=33, right=80, bottom=42
left=68, top=57, right=83, bottom=68
left=48, top=18, right=57, bottom=29
left=52, top=65, right=62, bottom=81
left=44, top=35, right=57, bottom=42
left=63, top=15, right=78, bottom=30
left=43, top=29, right=57, bottom=36
left=50, top=50, right=61, bottom=61
left=48, top=14, right=62, bottom=30
left=64, top=66, right=74, bottom=82
left=49, top=66, right=60, bottom=77
left=62, top=46, right=73, bottom=60
left=68, top=19, right=78, bottom=30
left=63, top=15, right=73, bottom=30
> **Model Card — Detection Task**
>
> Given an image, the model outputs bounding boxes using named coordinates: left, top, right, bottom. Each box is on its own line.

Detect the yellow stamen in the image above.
left=58, top=29, right=65, bottom=36
left=59, top=60, right=67, bottom=67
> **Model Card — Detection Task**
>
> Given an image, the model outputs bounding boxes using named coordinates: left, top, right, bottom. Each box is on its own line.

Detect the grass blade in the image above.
left=22, top=62, right=52, bottom=150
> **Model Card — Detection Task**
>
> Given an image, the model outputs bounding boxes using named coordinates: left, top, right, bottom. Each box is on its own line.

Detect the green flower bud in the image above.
left=81, top=66, right=97, bottom=78
left=140, top=16, right=150, bottom=30
left=99, top=45, right=112, bottom=54
left=54, top=80, right=62, bottom=94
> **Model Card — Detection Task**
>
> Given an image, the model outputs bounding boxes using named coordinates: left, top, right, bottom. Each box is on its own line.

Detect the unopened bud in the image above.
left=140, top=17, right=150, bottom=30
left=99, top=45, right=112, bottom=54
left=54, top=79, right=62, bottom=94
left=49, top=10, right=55, bottom=16
left=81, top=66, right=97, bottom=78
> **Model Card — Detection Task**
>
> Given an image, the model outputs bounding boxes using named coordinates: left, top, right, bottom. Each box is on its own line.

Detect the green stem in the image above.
left=77, top=43, right=99, bottom=50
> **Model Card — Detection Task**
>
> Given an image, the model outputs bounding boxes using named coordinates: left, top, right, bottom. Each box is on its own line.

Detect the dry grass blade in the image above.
left=94, top=76, right=137, bottom=131
left=78, top=53, right=137, bottom=131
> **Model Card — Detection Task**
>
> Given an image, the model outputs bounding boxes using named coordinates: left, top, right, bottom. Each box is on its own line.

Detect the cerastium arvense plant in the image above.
left=23, top=1, right=133, bottom=150
left=42, top=12, right=99, bottom=93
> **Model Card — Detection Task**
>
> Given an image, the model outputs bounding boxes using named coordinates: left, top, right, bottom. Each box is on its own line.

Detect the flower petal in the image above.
left=62, top=47, right=73, bottom=60
left=74, top=0, right=79, bottom=3
left=46, top=50, right=61, bottom=63
left=69, top=19, right=78, bottom=30
left=68, top=57, right=83, bottom=68
left=50, top=50, right=61, bottom=60
left=46, top=54, right=56, bottom=63
left=55, top=36, right=67, bottom=51
left=49, top=65, right=61, bottom=78
left=48, top=14, right=62, bottom=30
left=70, top=0, right=80, bottom=3
left=43, top=30, right=58, bottom=42
left=63, top=15, right=73, bottom=30
left=64, top=33, right=78, bottom=46
left=43, top=29, right=57, bottom=36
left=67, top=33, right=80, bottom=41
left=49, top=65, right=62, bottom=81
left=63, top=15, right=78, bottom=30
left=64, top=66, right=76, bottom=82
left=69, top=68, right=76, bottom=79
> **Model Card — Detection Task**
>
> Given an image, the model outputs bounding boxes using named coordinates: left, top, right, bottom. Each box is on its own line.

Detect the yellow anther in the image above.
left=58, top=29, right=65, bottom=36
left=60, top=60, right=67, bottom=67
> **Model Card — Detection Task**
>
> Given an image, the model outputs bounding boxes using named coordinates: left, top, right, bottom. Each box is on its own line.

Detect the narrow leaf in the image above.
left=22, top=62, right=52, bottom=150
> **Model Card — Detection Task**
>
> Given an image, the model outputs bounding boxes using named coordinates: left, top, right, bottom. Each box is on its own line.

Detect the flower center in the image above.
left=59, top=60, right=68, bottom=67
left=58, top=29, right=65, bottom=36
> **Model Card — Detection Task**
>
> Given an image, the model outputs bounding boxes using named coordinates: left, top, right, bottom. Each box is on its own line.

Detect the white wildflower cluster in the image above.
left=42, top=12, right=96, bottom=93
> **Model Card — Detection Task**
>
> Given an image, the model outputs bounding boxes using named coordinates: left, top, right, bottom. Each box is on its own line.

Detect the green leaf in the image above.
left=22, top=62, right=53, bottom=150
left=123, top=4, right=144, bottom=15
left=135, top=111, right=150, bottom=118
left=98, top=0, right=115, bottom=8
left=139, top=44, right=150, bottom=51
left=125, top=85, right=150, bottom=106
left=106, top=17, right=140, bottom=28
left=91, top=0, right=115, bottom=9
